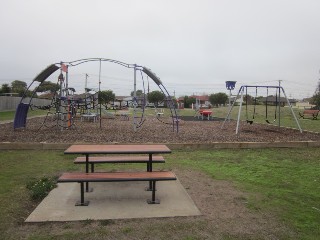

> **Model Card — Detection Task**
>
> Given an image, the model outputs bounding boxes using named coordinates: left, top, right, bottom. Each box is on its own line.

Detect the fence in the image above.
left=0, top=96, right=52, bottom=111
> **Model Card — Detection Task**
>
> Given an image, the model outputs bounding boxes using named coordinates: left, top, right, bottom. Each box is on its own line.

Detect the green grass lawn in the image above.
left=168, top=149, right=320, bottom=238
left=0, top=148, right=319, bottom=239
left=144, top=105, right=320, bottom=133
left=0, top=109, right=47, bottom=121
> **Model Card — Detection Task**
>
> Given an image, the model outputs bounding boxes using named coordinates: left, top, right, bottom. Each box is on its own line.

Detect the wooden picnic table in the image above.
left=64, top=144, right=172, bottom=191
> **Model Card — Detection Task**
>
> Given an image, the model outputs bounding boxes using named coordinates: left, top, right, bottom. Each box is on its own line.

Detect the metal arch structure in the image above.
left=14, top=58, right=179, bottom=132
left=13, top=64, right=60, bottom=129
left=221, top=85, right=302, bottom=135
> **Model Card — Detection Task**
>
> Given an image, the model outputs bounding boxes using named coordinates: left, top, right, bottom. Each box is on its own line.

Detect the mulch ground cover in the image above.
left=1, top=115, right=319, bottom=143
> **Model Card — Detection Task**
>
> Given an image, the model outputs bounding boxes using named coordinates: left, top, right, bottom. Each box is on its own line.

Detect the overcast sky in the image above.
left=1, top=0, right=320, bottom=99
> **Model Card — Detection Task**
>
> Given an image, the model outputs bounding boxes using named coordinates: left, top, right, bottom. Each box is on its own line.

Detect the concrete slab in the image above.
left=26, top=179, right=201, bottom=222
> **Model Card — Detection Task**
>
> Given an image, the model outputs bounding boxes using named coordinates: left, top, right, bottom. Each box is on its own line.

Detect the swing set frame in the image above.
left=222, top=85, right=302, bottom=134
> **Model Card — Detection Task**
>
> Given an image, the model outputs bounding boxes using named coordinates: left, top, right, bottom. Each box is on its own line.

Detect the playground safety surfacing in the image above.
left=25, top=179, right=201, bottom=222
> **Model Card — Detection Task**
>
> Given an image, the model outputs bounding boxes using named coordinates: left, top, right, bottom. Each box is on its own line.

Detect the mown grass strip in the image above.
left=166, top=148, right=320, bottom=239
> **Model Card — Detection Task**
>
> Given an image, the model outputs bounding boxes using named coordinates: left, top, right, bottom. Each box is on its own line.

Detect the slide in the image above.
left=13, top=103, right=29, bottom=129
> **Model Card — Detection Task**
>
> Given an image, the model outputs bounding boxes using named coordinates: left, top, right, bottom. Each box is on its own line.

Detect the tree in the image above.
left=311, top=92, right=320, bottom=108
left=310, top=80, right=320, bottom=108
left=36, top=81, right=59, bottom=93
left=209, top=92, right=229, bottom=107
left=24, top=90, right=35, bottom=98
left=130, top=89, right=144, bottom=97
left=0, top=83, right=11, bottom=94
left=11, top=80, right=27, bottom=96
left=99, top=90, right=115, bottom=107
left=244, top=94, right=253, bottom=105
left=165, top=96, right=178, bottom=108
left=147, top=90, right=165, bottom=107
left=185, top=96, right=196, bottom=108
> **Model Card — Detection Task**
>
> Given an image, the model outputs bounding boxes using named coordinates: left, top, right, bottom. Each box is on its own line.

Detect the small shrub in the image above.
left=26, top=176, right=57, bottom=200
left=99, top=219, right=115, bottom=226
left=82, top=219, right=94, bottom=226
left=122, top=227, right=133, bottom=234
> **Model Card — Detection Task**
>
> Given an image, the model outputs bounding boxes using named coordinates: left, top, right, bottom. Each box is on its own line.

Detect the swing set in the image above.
left=222, top=85, right=302, bottom=134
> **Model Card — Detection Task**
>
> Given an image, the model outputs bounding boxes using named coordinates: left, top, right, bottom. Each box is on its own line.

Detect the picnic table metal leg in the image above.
left=146, top=162, right=150, bottom=172
left=146, top=154, right=155, bottom=191
left=85, top=154, right=93, bottom=192
left=75, top=182, right=89, bottom=206
left=147, top=181, right=160, bottom=204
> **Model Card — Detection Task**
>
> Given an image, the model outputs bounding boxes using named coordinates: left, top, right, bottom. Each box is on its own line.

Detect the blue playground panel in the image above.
left=13, top=103, right=29, bottom=129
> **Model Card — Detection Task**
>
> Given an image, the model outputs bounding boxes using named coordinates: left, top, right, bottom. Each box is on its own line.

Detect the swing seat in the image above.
left=155, top=108, right=164, bottom=117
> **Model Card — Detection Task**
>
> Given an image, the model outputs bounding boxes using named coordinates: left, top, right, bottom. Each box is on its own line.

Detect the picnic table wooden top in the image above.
left=64, top=144, right=172, bottom=155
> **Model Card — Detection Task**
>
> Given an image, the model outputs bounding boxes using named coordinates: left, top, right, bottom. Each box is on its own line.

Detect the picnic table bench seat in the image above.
left=74, top=155, right=165, bottom=172
left=57, top=171, right=177, bottom=206
left=299, top=109, right=319, bottom=120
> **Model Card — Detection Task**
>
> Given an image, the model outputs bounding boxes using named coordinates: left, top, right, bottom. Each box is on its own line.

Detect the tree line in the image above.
left=0, top=80, right=58, bottom=97
left=1, top=80, right=319, bottom=109
left=99, top=90, right=230, bottom=108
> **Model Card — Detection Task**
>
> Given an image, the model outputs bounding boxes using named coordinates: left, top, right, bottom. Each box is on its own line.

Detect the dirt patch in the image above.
left=1, top=115, right=319, bottom=143
left=175, top=168, right=293, bottom=239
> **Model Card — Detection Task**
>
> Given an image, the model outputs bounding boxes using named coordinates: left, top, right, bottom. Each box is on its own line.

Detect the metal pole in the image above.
left=221, top=87, right=241, bottom=129
left=84, top=74, right=89, bottom=114
left=85, top=73, right=88, bottom=90
left=65, top=66, right=69, bottom=94
left=99, top=59, right=102, bottom=128
left=133, top=66, right=137, bottom=132
left=281, top=87, right=302, bottom=133
left=236, top=86, right=244, bottom=135
left=228, top=89, right=231, bottom=121
left=278, top=80, right=281, bottom=127
left=59, top=75, right=63, bottom=130
left=66, top=69, right=70, bottom=129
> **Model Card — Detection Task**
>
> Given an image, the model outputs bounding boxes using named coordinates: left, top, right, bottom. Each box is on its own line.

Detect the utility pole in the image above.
left=98, top=60, right=102, bottom=128
left=84, top=74, right=89, bottom=115
left=85, top=74, right=89, bottom=91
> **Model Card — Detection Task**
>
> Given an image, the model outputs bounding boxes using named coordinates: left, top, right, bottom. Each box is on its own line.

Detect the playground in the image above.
left=1, top=105, right=320, bottom=240
left=7, top=59, right=319, bottom=144
left=1, top=60, right=320, bottom=239
left=1, top=111, right=320, bottom=143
